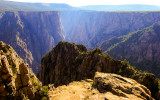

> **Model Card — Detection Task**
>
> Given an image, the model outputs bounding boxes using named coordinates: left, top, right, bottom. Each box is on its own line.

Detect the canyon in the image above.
left=1, top=1, right=160, bottom=100
left=1, top=7, right=160, bottom=78
left=1, top=11, right=160, bottom=77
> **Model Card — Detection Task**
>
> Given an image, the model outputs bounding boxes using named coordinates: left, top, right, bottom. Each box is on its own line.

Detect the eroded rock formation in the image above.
left=0, top=41, right=42, bottom=100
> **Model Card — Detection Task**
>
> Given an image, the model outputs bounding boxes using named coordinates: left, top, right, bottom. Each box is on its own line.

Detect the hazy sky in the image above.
left=8, top=0, right=160, bottom=7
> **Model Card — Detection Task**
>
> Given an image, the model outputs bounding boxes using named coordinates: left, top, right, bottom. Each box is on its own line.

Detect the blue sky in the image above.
left=8, top=0, right=160, bottom=7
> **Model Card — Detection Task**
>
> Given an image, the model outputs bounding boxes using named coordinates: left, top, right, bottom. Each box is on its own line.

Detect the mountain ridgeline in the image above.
left=98, top=21, right=160, bottom=77
left=0, top=11, right=64, bottom=73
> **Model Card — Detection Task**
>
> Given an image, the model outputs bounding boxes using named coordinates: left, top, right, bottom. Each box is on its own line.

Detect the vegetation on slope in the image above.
left=98, top=22, right=160, bottom=78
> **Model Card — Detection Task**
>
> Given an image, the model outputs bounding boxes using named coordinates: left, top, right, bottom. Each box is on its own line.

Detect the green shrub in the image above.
left=41, top=86, right=49, bottom=96
left=0, top=47, right=9, bottom=53
left=10, top=65, right=17, bottom=74
left=88, top=48, right=102, bottom=55
left=41, top=96, right=48, bottom=100
left=158, top=80, right=160, bottom=93
left=121, top=59, right=129, bottom=66
left=76, top=44, right=87, bottom=53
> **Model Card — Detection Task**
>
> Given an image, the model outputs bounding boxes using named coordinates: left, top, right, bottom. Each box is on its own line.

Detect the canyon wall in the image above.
left=0, top=11, right=64, bottom=73
left=99, top=22, right=160, bottom=78
left=61, top=11, right=160, bottom=48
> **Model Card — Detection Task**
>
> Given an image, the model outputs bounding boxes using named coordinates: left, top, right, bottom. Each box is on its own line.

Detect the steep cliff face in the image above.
left=0, top=41, right=42, bottom=100
left=99, top=21, right=160, bottom=78
left=49, top=72, right=154, bottom=100
left=38, top=41, right=121, bottom=86
left=38, top=41, right=160, bottom=99
left=61, top=11, right=160, bottom=47
left=0, top=11, right=64, bottom=73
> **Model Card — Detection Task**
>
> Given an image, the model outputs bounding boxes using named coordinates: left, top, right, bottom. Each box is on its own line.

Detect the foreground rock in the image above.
left=38, top=41, right=160, bottom=99
left=49, top=72, right=153, bottom=100
left=0, top=41, right=42, bottom=100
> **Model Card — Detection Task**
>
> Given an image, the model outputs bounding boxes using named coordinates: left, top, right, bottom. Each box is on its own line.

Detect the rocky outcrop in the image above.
left=98, top=21, right=160, bottom=78
left=38, top=41, right=160, bottom=99
left=94, top=72, right=153, bottom=100
left=0, top=41, right=42, bottom=100
left=61, top=11, right=160, bottom=47
left=49, top=72, right=153, bottom=100
left=0, top=11, right=64, bottom=73
left=38, top=41, right=121, bottom=86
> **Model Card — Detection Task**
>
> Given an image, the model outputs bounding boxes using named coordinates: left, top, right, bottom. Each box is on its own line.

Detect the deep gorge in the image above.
left=1, top=11, right=160, bottom=76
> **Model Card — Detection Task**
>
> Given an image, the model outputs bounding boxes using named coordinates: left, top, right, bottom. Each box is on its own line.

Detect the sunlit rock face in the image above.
left=0, top=11, right=65, bottom=73
left=0, top=41, right=42, bottom=100
left=48, top=72, right=154, bottom=100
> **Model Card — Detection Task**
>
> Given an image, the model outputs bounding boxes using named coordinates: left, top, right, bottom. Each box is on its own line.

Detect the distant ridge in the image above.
left=0, top=0, right=78, bottom=11
left=80, top=4, right=160, bottom=11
